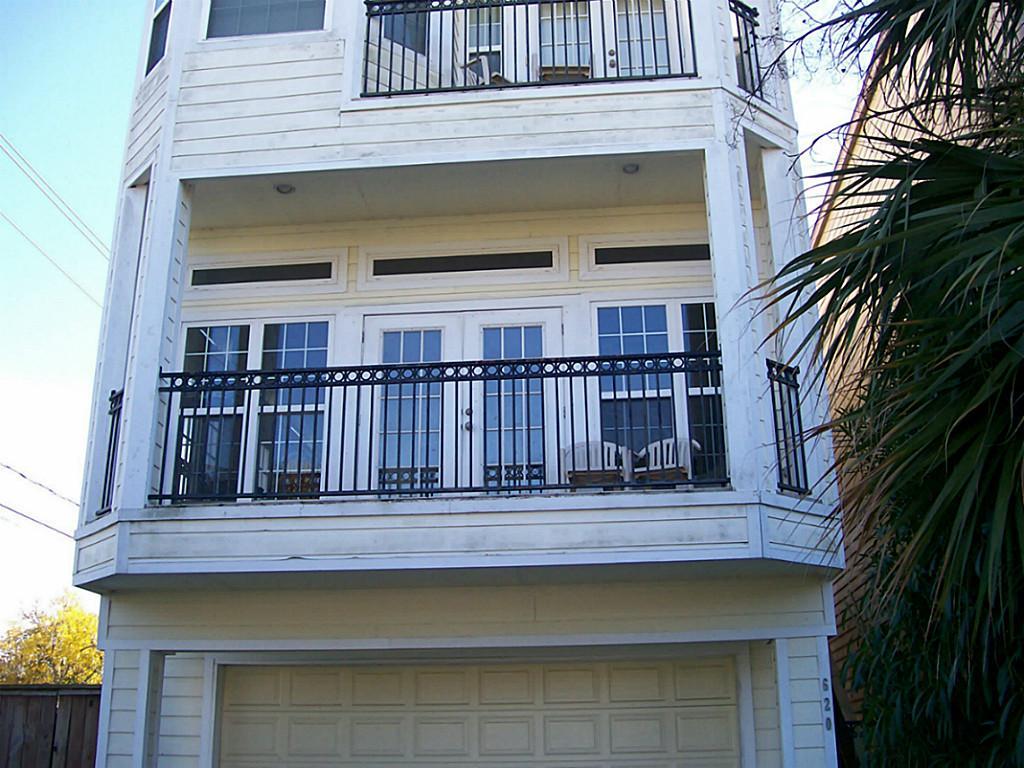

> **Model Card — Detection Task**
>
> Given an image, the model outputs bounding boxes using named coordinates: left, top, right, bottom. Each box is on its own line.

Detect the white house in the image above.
left=74, top=0, right=842, bottom=765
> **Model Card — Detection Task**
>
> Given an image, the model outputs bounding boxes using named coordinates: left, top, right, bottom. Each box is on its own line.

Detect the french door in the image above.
left=362, top=309, right=563, bottom=493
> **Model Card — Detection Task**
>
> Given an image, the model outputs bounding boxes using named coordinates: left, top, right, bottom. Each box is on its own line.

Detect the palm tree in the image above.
left=767, top=0, right=1024, bottom=763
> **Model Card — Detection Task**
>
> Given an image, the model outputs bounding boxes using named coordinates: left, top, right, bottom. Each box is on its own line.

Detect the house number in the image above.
left=822, top=678, right=833, bottom=731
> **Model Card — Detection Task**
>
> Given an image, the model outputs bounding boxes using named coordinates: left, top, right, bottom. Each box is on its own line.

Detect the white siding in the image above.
left=157, top=654, right=205, bottom=768
left=104, top=650, right=141, bottom=768
left=102, top=576, right=830, bottom=649
left=126, top=66, right=170, bottom=182
left=749, top=640, right=782, bottom=767
left=787, top=637, right=831, bottom=768
left=171, top=88, right=715, bottom=173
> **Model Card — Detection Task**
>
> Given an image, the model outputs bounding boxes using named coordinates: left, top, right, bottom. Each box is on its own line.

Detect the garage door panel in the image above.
left=218, top=660, right=741, bottom=768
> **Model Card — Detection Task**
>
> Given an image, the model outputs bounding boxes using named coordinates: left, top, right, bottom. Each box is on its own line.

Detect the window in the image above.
left=207, top=0, right=326, bottom=38
left=597, top=305, right=673, bottom=454
left=467, top=6, right=503, bottom=81
left=594, top=244, right=710, bottom=265
left=539, top=2, right=591, bottom=75
left=382, top=11, right=429, bottom=55
left=256, top=322, right=329, bottom=496
left=681, top=303, right=727, bottom=481
left=378, top=330, right=442, bottom=492
left=730, top=0, right=762, bottom=95
left=767, top=360, right=809, bottom=494
left=191, top=262, right=332, bottom=287
left=483, top=325, right=545, bottom=489
left=146, top=0, right=171, bottom=74
left=175, top=325, right=250, bottom=499
left=616, top=0, right=670, bottom=77
left=372, top=251, right=553, bottom=277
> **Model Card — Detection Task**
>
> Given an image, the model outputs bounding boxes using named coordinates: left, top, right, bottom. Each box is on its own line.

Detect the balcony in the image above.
left=362, top=0, right=698, bottom=97
left=150, top=351, right=728, bottom=504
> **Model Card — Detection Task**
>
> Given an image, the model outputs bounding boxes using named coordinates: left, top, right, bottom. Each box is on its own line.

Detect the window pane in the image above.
left=207, top=0, right=325, bottom=38
left=146, top=2, right=171, bottom=75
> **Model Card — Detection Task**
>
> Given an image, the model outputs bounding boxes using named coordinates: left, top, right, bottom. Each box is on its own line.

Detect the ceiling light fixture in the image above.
left=274, top=183, right=296, bottom=195
left=622, top=163, right=640, bottom=175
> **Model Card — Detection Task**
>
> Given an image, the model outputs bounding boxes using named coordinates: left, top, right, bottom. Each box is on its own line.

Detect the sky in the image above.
left=0, top=2, right=861, bottom=628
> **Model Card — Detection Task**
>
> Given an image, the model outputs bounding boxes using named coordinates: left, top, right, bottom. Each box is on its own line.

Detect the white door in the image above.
left=218, top=658, right=742, bottom=767
left=362, top=309, right=563, bottom=493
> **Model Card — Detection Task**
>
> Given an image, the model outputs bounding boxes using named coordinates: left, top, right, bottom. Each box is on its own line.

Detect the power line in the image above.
left=0, top=133, right=110, bottom=260
left=0, top=210, right=102, bottom=309
left=0, top=501, right=74, bottom=540
left=0, top=461, right=79, bottom=508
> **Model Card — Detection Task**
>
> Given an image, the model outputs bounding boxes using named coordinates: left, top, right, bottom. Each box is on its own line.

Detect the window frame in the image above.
left=145, top=0, right=173, bottom=76
left=185, top=249, right=345, bottom=300
left=578, top=232, right=713, bottom=281
left=200, top=0, right=333, bottom=42
left=166, top=314, right=335, bottom=501
left=357, top=237, right=569, bottom=291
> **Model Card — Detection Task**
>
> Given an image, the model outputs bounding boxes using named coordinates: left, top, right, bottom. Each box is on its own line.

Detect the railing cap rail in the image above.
left=160, top=351, right=723, bottom=392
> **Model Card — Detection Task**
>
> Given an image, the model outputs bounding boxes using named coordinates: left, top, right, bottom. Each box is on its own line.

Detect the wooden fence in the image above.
left=0, top=686, right=100, bottom=768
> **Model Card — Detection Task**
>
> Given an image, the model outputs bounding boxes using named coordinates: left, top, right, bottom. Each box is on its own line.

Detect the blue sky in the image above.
left=0, top=2, right=860, bottom=626
left=0, top=2, right=146, bottom=621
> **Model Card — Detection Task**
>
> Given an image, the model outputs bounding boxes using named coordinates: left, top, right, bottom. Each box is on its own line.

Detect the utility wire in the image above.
left=0, top=501, right=74, bottom=540
left=0, top=461, right=79, bottom=508
left=0, top=210, right=102, bottom=309
left=0, top=133, right=110, bottom=260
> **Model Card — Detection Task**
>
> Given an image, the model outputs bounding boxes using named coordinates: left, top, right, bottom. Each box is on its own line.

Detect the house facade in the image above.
left=75, top=0, right=842, bottom=765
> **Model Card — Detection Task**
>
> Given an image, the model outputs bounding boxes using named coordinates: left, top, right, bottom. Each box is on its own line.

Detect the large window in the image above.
left=176, top=325, right=250, bottom=499
left=378, top=329, right=442, bottom=492
left=681, top=303, right=727, bottom=481
left=597, top=305, right=673, bottom=454
left=207, top=0, right=326, bottom=38
left=146, top=0, right=172, bottom=74
left=382, top=11, right=429, bottom=54
left=256, top=322, right=329, bottom=496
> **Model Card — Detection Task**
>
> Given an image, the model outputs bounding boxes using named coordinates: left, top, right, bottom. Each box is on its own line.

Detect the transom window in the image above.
left=207, top=0, right=326, bottom=38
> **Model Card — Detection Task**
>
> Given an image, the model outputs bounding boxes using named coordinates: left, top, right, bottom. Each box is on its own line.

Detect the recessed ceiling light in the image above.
left=622, top=163, right=641, bottom=175
left=274, top=183, right=296, bottom=195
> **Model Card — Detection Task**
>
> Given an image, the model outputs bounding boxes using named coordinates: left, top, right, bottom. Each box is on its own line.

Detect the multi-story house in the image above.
left=74, top=1, right=843, bottom=765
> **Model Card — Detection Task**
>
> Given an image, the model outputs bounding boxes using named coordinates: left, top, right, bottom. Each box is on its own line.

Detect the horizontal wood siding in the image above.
left=787, top=637, right=828, bottom=768
left=750, top=641, right=782, bottom=767
left=766, top=507, right=842, bottom=568
left=156, top=654, right=205, bottom=768
left=171, top=83, right=713, bottom=172
left=126, top=67, right=169, bottom=182
left=173, top=40, right=345, bottom=173
left=104, top=650, right=139, bottom=768
left=103, top=577, right=830, bottom=647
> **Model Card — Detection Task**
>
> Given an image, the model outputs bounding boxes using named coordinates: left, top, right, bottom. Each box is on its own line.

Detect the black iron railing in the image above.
left=151, top=351, right=728, bottom=503
left=729, top=0, right=762, bottom=96
left=98, top=389, right=125, bottom=515
left=767, top=359, right=809, bottom=494
left=362, top=0, right=698, bottom=96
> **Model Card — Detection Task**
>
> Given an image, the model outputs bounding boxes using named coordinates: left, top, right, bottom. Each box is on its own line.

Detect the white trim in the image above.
left=184, top=248, right=346, bottom=300
left=774, top=638, right=795, bottom=768
left=578, top=231, right=712, bottom=281
left=736, top=645, right=757, bottom=768
left=356, top=237, right=570, bottom=291
left=817, top=635, right=840, bottom=768
left=100, top=626, right=836, bottom=652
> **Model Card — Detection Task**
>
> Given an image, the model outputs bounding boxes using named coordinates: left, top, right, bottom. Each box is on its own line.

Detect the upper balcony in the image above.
left=126, top=0, right=792, bottom=184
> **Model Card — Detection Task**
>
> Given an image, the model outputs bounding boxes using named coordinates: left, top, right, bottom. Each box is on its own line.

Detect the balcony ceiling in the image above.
left=189, top=151, right=705, bottom=229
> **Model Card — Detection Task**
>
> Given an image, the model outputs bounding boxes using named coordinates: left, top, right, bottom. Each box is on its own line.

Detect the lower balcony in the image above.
left=151, top=350, right=728, bottom=504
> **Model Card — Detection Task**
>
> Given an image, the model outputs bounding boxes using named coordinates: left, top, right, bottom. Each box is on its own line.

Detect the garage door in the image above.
left=218, top=659, right=740, bottom=767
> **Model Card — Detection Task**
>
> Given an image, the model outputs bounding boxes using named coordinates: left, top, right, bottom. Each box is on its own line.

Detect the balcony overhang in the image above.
left=188, top=151, right=707, bottom=229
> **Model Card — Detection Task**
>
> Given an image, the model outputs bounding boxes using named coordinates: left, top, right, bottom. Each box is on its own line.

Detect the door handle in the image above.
left=464, top=421, right=473, bottom=432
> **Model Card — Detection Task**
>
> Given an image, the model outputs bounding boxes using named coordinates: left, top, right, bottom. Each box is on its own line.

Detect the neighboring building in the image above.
left=74, top=1, right=842, bottom=766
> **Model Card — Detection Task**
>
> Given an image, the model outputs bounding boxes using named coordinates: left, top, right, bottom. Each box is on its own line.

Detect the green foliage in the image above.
left=0, top=593, right=103, bottom=685
left=766, top=0, right=1024, bottom=761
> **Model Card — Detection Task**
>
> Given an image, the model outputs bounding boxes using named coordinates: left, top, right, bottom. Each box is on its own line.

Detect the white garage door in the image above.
left=218, top=659, right=740, bottom=767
